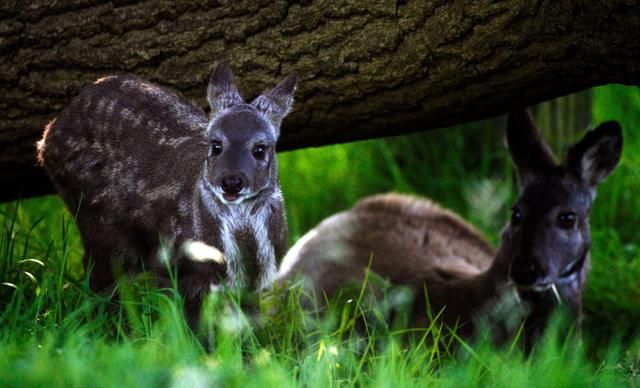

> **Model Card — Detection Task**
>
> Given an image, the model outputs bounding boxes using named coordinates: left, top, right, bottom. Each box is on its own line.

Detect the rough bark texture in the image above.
left=1, top=0, right=640, bottom=201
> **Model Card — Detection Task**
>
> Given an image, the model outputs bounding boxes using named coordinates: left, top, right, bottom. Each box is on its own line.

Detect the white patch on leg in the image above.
left=181, top=240, right=225, bottom=264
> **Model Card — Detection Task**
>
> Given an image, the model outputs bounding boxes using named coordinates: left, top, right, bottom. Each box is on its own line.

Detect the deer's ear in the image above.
left=251, top=72, right=297, bottom=132
left=566, top=121, right=623, bottom=187
left=207, top=61, right=243, bottom=118
left=506, top=110, right=556, bottom=187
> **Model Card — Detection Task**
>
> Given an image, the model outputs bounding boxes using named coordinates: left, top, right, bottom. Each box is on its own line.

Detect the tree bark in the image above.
left=1, top=0, right=639, bottom=202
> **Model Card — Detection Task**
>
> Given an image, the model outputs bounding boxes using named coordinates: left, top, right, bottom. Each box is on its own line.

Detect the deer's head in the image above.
left=505, top=110, right=622, bottom=304
left=204, top=62, right=297, bottom=204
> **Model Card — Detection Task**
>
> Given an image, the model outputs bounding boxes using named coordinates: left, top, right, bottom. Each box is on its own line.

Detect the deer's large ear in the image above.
left=566, top=121, right=623, bottom=187
left=207, top=61, right=243, bottom=118
left=506, top=110, right=556, bottom=187
left=251, top=72, right=297, bottom=133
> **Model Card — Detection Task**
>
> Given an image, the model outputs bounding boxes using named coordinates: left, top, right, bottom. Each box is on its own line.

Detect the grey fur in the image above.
left=38, top=62, right=296, bottom=324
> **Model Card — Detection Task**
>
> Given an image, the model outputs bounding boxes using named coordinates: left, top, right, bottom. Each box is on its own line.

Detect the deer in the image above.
left=277, top=110, right=622, bottom=349
left=37, top=62, right=297, bottom=323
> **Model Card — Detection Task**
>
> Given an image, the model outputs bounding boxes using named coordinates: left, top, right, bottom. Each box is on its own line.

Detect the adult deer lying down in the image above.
left=38, top=62, right=296, bottom=322
left=278, top=110, right=622, bottom=346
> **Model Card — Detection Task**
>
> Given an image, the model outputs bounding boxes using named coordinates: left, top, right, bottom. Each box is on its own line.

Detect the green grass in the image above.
left=1, top=85, right=639, bottom=386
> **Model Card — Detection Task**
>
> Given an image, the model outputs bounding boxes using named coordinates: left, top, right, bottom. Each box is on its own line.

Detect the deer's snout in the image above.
left=510, top=256, right=542, bottom=286
left=221, top=175, right=245, bottom=194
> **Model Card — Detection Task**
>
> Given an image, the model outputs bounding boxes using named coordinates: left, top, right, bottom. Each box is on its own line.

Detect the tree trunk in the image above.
left=1, top=0, right=639, bottom=202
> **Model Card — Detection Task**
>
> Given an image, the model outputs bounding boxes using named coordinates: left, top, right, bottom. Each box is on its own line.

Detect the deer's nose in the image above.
left=221, top=175, right=244, bottom=194
left=510, top=257, right=541, bottom=286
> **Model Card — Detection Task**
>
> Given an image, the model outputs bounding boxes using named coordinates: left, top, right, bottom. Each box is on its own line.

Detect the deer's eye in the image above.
left=557, top=212, right=576, bottom=230
left=511, top=207, right=522, bottom=226
left=252, top=144, right=267, bottom=160
left=210, top=140, right=223, bottom=157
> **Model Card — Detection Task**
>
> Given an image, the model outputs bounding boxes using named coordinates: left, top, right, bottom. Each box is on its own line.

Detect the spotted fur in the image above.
left=38, top=62, right=297, bottom=324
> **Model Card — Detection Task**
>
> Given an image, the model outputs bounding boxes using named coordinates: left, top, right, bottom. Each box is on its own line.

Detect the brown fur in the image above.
left=278, top=193, right=511, bottom=338
left=278, top=110, right=623, bottom=347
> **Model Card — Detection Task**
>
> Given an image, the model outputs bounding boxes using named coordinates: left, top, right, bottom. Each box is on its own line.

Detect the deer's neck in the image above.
left=486, top=231, right=587, bottom=348
left=438, top=231, right=521, bottom=340
left=195, top=179, right=281, bottom=290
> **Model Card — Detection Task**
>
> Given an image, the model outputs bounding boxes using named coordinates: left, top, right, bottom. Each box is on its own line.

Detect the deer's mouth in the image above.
left=513, top=252, right=587, bottom=294
left=204, top=180, right=266, bottom=206
left=515, top=281, right=553, bottom=292
left=512, top=253, right=588, bottom=307
left=222, top=193, right=241, bottom=202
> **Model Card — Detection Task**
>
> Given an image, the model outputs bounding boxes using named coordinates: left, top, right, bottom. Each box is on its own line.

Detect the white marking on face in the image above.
left=204, top=173, right=269, bottom=206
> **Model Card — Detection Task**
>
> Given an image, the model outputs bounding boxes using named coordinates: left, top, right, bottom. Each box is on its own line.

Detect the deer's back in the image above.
left=279, top=193, right=496, bottom=296
left=39, top=75, right=209, bottom=221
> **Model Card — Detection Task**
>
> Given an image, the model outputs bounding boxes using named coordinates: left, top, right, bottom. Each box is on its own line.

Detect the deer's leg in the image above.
left=75, top=211, right=143, bottom=294
left=78, top=220, right=121, bottom=294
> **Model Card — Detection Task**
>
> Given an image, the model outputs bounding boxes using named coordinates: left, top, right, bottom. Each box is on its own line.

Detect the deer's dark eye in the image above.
left=511, top=207, right=522, bottom=226
left=210, top=140, right=223, bottom=157
left=252, top=144, right=267, bottom=160
left=557, top=212, right=576, bottom=229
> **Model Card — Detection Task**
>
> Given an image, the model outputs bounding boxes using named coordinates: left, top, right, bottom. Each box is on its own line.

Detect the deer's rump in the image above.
left=352, top=194, right=495, bottom=276
left=280, top=193, right=496, bottom=296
